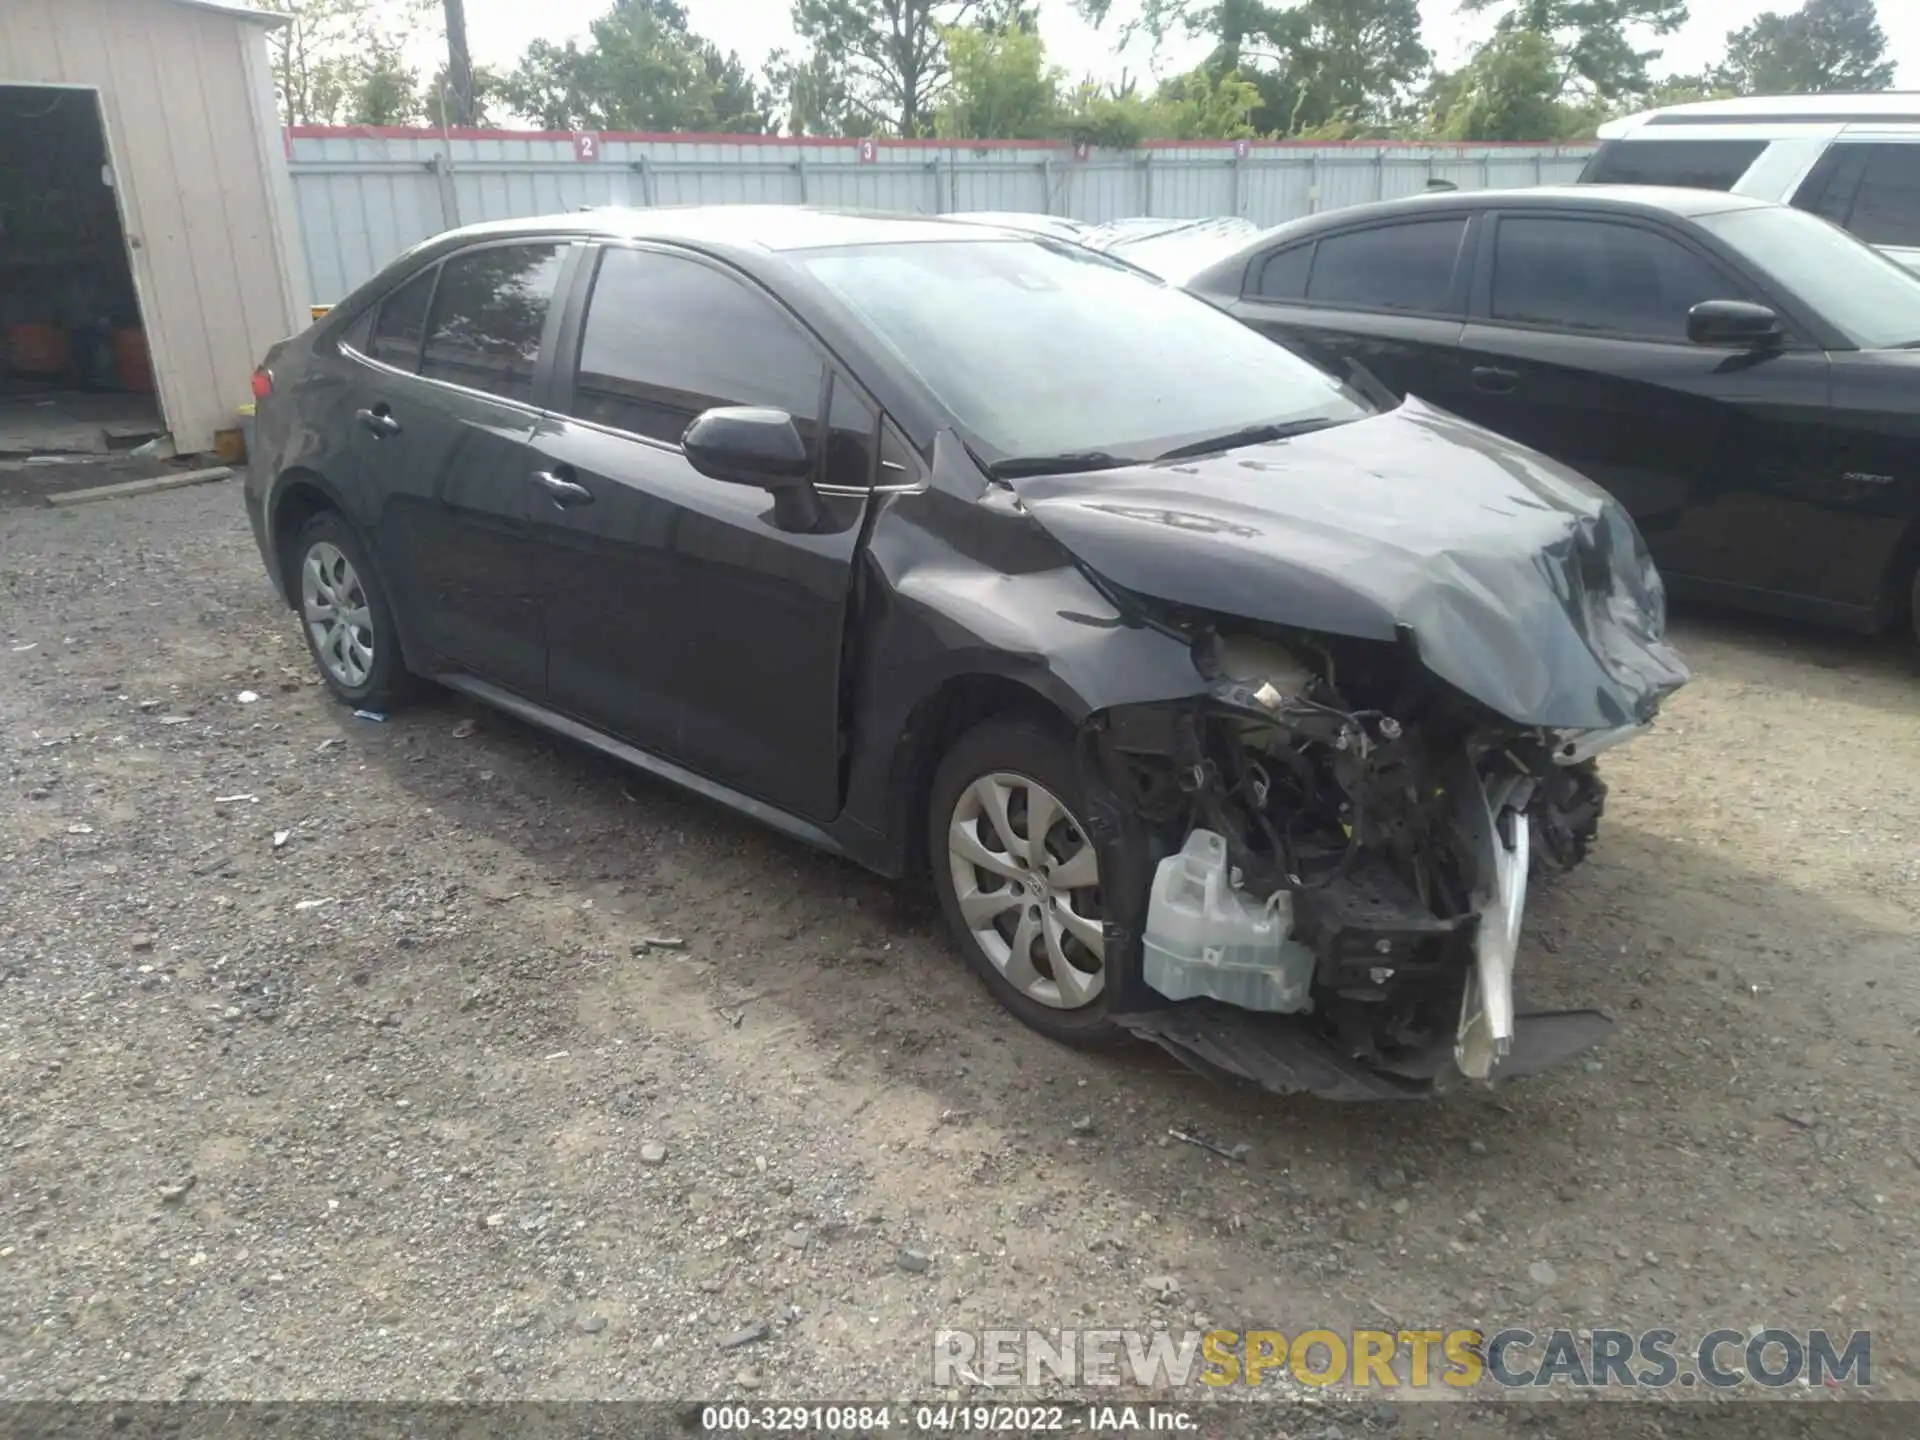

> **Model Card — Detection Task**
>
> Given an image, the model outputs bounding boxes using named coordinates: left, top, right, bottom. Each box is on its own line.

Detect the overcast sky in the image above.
left=414, top=0, right=1919, bottom=112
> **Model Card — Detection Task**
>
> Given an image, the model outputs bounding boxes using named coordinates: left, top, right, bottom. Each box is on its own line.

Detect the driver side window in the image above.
left=1490, top=217, right=1746, bottom=342
left=567, top=246, right=824, bottom=457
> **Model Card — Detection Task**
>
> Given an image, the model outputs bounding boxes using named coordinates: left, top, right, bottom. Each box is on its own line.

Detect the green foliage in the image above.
left=1059, top=66, right=1259, bottom=145
left=1458, top=0, right=1691, bottom=105
left=1206, top=0, right=1430, bottom=135
left=1716, top=0, right=1895, bottom=95
left=765, top=47, right=864, bottom=136
left=425, top=64, right=505, bottom=127
left=1151, top=67, right=1261, bottom=138
left=257, top=0, right=429, bottom=125
left=783, top=0, right=1033, bottom=138
left=1060, top=82, right=1158, bottom=148
left=500, top=0, right=770, bottom=132
left=350, top=42, right=423, bottom=125
left=1430, top=28, right=1581, bottom=141
left=1069, top=0, right=1426, bottom=136
left=779, top=0, right=990, bottom=136
left=934, top=22, right=1063, bottom=139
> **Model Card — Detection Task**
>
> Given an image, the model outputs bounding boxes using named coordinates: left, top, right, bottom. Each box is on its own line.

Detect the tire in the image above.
left=288, top=510, right=414, bottom=711
left=928, top=713, right=1132, bottom=1048
left=1528, top=760, right=1607, bottom=879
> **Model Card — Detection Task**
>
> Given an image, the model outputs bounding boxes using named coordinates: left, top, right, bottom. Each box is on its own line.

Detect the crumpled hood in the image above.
left=1008, top=398, right=1689, bottom=730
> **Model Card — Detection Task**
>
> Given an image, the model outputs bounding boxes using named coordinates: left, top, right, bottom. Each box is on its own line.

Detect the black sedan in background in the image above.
left=244, top=207, right=1686, bottom=1099
left=1186, top=187, right=1920, bottom=641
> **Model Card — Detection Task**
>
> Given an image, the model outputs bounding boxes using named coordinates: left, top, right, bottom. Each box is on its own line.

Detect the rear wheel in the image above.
left=290, top=510, right=414, bottom=711
left=929, top=715, right=1128, bottom=1047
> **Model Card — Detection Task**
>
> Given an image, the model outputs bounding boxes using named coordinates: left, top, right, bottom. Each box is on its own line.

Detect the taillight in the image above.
left=251, top=368, right=274, bottom=399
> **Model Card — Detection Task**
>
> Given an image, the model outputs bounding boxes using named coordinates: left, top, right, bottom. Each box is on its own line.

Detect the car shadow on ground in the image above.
left=1667, top=602, right=1917, bottom=714
left=348, top=675, right=1916, bottom=1282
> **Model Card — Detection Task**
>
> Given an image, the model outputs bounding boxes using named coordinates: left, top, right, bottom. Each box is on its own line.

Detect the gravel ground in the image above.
left=2, top=481, right=1917, bottom=1422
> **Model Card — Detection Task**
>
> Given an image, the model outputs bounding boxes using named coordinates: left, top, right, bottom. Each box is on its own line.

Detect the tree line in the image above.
left=264, top=0, right=1900, bottom=145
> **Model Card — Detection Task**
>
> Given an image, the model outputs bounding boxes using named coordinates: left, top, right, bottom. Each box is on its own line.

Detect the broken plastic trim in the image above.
left=1456, top=811, right=1529, bottom=1081
left=1551, top=722, right=1646, bottom=766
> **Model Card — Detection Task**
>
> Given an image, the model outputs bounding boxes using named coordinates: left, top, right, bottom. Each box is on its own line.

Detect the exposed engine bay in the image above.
left=1083, top=623, right=1629, bottom=1099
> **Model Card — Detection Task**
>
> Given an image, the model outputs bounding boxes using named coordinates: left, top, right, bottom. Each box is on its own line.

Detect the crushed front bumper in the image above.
left=1116, top=1001, right=1614, bottom=1101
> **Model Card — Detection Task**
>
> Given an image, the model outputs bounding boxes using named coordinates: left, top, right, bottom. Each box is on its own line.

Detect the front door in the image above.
left=523, top=244, right=874, bottom=822
left=345, top=242, right=574, bottom=696
left=1455, top=212, right=1835, bottom=611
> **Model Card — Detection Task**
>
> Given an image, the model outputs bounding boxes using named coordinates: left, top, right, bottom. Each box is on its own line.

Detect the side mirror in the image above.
left=682, top=406, right=821, bottom=531
left=683, top=406, right=814, bottom=487
left=1687, top=299, right=1784, bottom=350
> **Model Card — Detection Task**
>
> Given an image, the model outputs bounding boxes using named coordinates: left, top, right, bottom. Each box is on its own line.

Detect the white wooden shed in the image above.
left=0, top=0, right=309, bottom=455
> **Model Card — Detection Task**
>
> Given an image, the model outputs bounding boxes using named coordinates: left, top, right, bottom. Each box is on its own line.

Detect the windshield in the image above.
left=1696, top=205, right=1920, bottom=350
left=798, top=239, right=1369, bottom=464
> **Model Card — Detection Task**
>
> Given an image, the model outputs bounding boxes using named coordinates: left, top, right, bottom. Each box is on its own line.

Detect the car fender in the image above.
left=836, top=461, right=1210, bottom=874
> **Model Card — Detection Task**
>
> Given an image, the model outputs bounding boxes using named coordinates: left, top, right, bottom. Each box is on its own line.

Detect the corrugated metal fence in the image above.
left=289, top=127, right=1598, bottom=303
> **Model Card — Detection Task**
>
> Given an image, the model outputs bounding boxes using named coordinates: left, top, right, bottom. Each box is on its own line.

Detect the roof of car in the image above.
left=1254, top=184, right=1777, bottom=236
left=432, top=205, right=1053, bottom=255
left=1600, top=91, right=1920, bottom=137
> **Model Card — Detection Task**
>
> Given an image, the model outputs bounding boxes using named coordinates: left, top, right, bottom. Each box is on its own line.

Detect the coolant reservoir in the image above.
left=1142, top=830, right=1315, bottom=1014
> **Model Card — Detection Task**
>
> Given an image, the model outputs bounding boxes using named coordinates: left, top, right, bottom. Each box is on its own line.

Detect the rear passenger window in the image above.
left=1253, top=244, right=1312, bottom=300
left=569, top=247, right=824, bottom=453
left=1841, top=145, right=1920, bottom=248
left=1491, top=217, right=1741, bottom=341
left=1305, top=220, right=1467, bottom=315
left=419, top=243, right=567, bottom=402
left=367, top=266, right=436, bottom=370
left=1579, top=139, right=1767, bottom=190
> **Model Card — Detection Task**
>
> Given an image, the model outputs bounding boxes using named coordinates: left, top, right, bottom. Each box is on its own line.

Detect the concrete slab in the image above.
left=43, top=466, right=232, bottom=507
left=0, top=454, right=204, bottom=511
left=0, top=386, right=163, bottom=457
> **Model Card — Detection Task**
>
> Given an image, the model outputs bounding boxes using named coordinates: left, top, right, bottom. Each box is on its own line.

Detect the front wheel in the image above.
left=1529, top=760, right=1606, bottom=877
left=928, top=714, right=1128, bottom=1048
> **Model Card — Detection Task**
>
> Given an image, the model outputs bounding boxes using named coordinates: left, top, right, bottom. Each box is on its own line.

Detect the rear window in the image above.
left=1253, top=244, right=1313, bottom=300
left=1303, top=220, right=1468, bottom=315
left=1579, top=139, right=1768, bottom=191
left=367, top=267, right=436, bottom=370
left=1794, top=143, right=1920, bottom=250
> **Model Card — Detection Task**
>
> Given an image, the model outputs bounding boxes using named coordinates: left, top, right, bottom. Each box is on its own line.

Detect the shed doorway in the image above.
left=0, top=85, right=164, bottom=458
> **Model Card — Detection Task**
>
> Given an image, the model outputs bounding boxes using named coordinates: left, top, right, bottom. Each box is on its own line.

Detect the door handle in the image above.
left=532, top=469, right=593, bottom=506
left=355, top=406, right=401, bottom=437
left=1471, top=366, right=1519, bottom=395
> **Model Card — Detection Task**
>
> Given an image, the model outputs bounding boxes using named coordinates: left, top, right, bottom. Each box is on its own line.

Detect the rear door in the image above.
left=343, top=240, right=575, bottom=695
left=523, top=244, right=873, bottom=822
left=1791, top=138, right=1920, bottom=274
left=1226, top=215, right=1479, bottom=414
left=1456, top=211, right=1836, bottom=608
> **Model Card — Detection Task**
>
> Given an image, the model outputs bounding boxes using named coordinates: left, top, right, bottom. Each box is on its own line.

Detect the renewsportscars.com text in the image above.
left=932, top=1327, right=1871, bottom=1390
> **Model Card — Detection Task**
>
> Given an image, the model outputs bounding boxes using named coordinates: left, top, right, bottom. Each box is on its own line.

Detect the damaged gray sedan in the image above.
left=243, top=208, right=1687, bottom=1099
